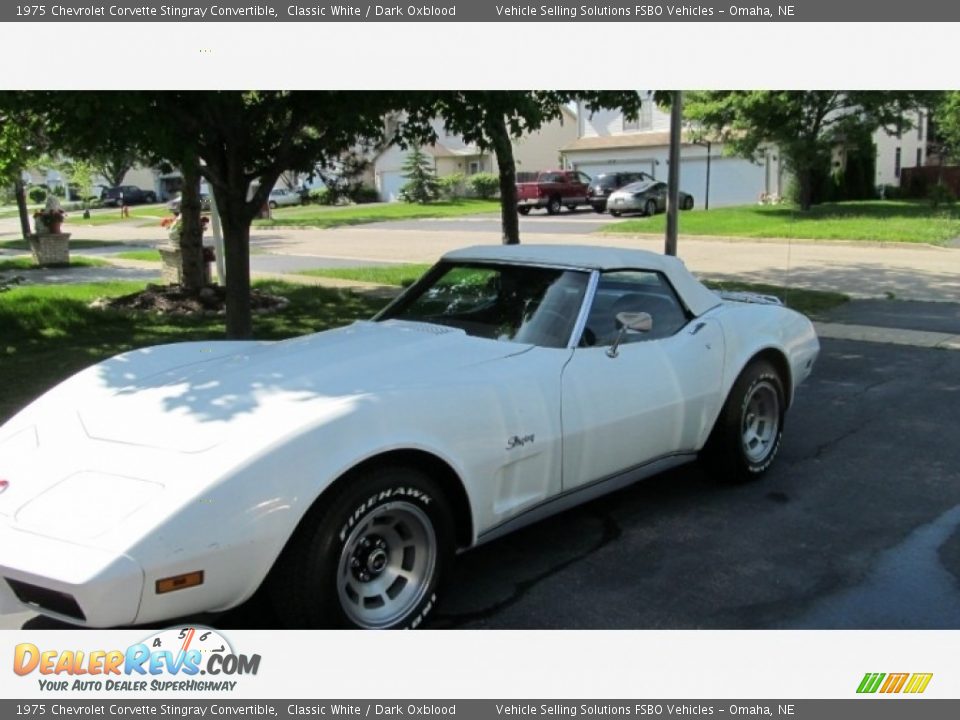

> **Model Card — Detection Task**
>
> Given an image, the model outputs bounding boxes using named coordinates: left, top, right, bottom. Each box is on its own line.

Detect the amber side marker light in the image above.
left=156, top=571, right=204, bottom=594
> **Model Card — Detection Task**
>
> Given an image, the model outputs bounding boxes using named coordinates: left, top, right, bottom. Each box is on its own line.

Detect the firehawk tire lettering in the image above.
left=270, top=467, right=451, bottom=629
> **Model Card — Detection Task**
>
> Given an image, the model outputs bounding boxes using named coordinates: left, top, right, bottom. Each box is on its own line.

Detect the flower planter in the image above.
left=28, top=233, right=71, bottom=266
left=159, top=243, right=213, bottom=285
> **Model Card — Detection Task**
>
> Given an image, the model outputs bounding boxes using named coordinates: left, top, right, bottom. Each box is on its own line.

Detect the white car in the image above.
left=0, top=245, right=819, bottom=629
left=267, top=187, right=302, bottom=209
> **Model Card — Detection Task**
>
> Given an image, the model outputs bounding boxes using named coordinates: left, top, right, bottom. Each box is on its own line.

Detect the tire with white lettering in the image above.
left=702, top=360, right=785, bottom=482
left=270, top=466, right=453, bottom=629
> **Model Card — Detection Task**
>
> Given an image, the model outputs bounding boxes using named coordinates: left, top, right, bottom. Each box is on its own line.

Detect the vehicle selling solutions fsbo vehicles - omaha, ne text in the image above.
left=0, top=245, right=818, bottom=629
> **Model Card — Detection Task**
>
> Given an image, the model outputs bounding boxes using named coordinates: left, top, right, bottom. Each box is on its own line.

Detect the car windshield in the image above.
left=593, top=175, right=619, bottom=189
left=377, top=262, right=591, bottom=349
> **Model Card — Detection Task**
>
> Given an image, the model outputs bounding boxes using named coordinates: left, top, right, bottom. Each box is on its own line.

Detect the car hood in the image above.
left=40, top=320, right=531, bottom=454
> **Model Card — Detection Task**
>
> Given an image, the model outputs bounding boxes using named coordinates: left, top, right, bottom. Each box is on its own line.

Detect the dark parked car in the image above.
left=167, top=192, right=212, bottom=214
left=587, top=171, right=655, bottom=212
left=100, top=185, right=157, bottom=207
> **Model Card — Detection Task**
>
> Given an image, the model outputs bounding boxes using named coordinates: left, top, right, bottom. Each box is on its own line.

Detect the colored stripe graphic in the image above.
left=904, top=673, right=934, bottom=694
left=857, top=673, right=885, bottom=693
left=880, top=673, right=909, bottom=693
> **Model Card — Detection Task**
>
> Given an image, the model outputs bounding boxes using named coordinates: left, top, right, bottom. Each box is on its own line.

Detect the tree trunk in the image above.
left=177, top=154, right=206, bottom=290
left=217, top=191, right=253, bottom=340
left=488, top=114, right=520, bottom=245
left=13, top=176, right=31, bottom=239
left=797, top=168, right=814, bottom=211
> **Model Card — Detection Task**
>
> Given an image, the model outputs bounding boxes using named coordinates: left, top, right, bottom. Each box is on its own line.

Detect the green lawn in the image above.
left=0, top=280, right=388, bottom=423
left=66, top=205, right=172, bottom=226
left=298, top=263, right=847, bottom=317
left=0, top=239, right=126, bottom=251
left=254, top=199, right=500, bottom=229
left=297, top=263, right=432, bottom=287
left=0, top=257, right=107, bottom=271
left=701, top=280, right=848, bottom=317
left=600, top=201, right=960, bottom=245
left=114, top=250, right=162, bottom=262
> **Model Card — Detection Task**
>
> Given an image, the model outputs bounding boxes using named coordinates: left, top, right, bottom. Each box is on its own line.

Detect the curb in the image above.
left=597, top=231, right=954, bottom=251
left=814, top=322, right=960, bottom=351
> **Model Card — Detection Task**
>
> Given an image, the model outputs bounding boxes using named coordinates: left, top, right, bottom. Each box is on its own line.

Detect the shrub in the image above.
left=927, top=182, right=955, bottom=208
left=308, top=187, right=334, bottom=205
left=350, top=185, right=380, bottom=204
left=878, top=184, right=902, bottom=200
left=467, top=172, right=500, bottom=199
left=27, top=186, right=47, bottom=204
left=438, top=173, right=466, bottom=200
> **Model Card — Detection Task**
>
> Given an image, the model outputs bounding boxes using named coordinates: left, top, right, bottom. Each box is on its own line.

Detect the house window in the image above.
left=894, top=147, right=902, bottom=178
left=917, top=148, right=923, bottom=167
left=468, top=160, right=482, bottom=175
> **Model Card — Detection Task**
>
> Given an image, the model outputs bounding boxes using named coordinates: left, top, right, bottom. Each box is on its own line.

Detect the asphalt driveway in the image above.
left=9, top=335, right=959, bottom=631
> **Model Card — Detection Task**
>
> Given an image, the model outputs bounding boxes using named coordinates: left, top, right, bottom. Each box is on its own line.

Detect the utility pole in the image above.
left=665, top=91, right=682, bottom=256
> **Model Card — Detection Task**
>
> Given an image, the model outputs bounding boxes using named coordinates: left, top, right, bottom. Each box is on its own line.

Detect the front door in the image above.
left=560, top=270, right=723, bottom=490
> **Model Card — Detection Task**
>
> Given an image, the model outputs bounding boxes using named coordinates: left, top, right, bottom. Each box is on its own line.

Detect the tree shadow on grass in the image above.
left=0, top=282, right=389, bottom=424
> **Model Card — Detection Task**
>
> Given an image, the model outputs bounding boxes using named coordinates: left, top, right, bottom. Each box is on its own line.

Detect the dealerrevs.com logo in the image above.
left=13, top=627, right=260, bottom=692
left=857, top=672, right=933, bottom=694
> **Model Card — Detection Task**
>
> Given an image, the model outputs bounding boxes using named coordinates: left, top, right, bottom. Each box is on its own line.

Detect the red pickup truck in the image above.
left=516, top=170, right=592, bottom=215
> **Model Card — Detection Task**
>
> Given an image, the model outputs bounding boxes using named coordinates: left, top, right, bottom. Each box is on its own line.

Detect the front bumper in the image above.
left=0, top=523, right=143, bottom=627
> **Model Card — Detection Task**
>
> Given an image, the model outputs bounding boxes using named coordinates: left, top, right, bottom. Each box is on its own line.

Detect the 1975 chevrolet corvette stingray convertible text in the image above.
left=0, top=245, right=819, bottom=629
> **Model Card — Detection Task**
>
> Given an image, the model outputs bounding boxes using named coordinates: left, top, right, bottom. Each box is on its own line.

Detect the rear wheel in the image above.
left=702, top=360, right=785, bottom=482
left=644, top=199, right=658, bottom=216
left=682, top=195, right=694, bottom=210
left=270, top=466, right=453, bottom=628
left=610, top=210, right=621, bottom=217
left=268, top=200, right=278, bottom=210
left=518, top=207, right=531, bottom=216
left=546, top=196, right=562, bottom=215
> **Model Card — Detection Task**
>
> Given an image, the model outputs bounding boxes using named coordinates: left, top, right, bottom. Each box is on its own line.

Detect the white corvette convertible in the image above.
left=0, top=245, right=819, bottom=629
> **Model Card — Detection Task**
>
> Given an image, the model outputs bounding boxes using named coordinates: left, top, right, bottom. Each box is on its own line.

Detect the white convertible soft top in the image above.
left=443, top=244, right=722, bottom=317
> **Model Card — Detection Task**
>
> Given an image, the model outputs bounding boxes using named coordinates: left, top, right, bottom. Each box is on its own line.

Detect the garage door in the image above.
left=378, top=170, right=406, bottom=202
left=679, top=157, right=767, bottom=208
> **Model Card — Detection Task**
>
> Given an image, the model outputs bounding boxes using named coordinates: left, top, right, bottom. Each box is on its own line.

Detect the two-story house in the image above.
left=372, top=107, right=578, bottom=201
left=562, top=96, right=784, bottom=208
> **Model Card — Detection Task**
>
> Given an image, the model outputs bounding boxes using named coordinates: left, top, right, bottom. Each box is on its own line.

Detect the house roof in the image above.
left=562, top=131, right=694, bottom=153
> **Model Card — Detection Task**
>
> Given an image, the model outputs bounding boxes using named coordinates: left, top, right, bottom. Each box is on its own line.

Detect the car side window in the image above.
left=578, top=270, right=689, bottom=347
left=576, top=172, right=591, bottom=184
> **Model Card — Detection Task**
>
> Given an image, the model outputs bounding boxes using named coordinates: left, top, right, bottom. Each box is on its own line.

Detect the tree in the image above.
left=91, top=148, right=139, bottom=188
left=9, top=91, right=413, bottom=339
left=0, top=105, right=49, bottom=238
left=933, top=92, right=960, bottom=162
left=399, top=145, right=439, bottom=203
left=405, top=91, right=643, bottom=244
left=680, top=91, right=938, bottom=210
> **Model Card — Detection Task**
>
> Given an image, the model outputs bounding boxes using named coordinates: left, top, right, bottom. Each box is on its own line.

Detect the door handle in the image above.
left=689, top=322, right=706, bottom=335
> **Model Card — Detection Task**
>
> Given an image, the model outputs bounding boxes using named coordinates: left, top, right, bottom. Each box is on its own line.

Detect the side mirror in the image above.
left=607, top=311, right=652, bottom=358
